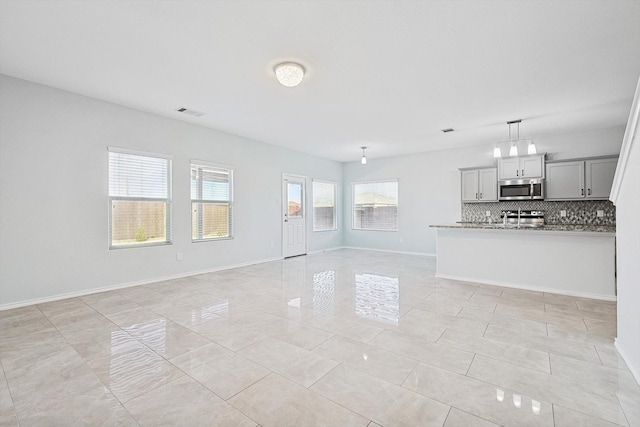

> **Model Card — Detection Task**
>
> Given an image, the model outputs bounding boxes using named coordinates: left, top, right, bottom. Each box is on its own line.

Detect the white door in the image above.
left=282, top=175, right=306, bottom=258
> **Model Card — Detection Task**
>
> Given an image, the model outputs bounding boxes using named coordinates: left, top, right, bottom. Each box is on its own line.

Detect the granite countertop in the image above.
left=430, top=222, right=616, bottom=233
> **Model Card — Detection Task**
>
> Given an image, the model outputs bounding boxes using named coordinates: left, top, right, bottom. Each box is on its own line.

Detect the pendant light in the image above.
left=361, top=146, right=367, bottom=165
left=509, top=142, right=518, bottom=157
left=493, top=145, right=502, bottom=158
left=527, top=140, right=537, bottom=155
left=507, top=120, right=521, bottom=157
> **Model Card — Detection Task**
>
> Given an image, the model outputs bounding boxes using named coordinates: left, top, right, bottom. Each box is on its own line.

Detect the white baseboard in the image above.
left=435, top=273, right=617, bottom=302
left=0, top=256, right=282, bottom=312
left=306, top=246, right=347, bottom=255
left=342, top=246, right=436, bottom=257
left=615, top=339, right=640, bottom=386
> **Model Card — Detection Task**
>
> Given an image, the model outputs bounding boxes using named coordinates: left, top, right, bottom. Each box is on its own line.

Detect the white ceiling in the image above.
left=1, top=1, right=639, bottom=162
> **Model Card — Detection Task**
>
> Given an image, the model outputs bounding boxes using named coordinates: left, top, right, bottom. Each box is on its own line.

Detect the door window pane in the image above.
left=287, top=182, right=303, bottom=218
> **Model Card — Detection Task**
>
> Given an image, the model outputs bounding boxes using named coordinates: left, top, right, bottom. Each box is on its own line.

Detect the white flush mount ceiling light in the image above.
left=361, top=146, right=367, bottom=165
left=274, top=62, right=305, bottom=87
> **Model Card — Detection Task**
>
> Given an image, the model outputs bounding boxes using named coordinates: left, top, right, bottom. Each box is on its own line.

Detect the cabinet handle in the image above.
left=581, top=188, right=584, bottom=196
left=588, top=188, right=591, bottom=196
left=516, top=170, right=519, bottom=177
left=480, top=193, right=483, bottom=199
left=521, top=169, right=524, bottom=177
left=476, top=192, right=478, bottom=199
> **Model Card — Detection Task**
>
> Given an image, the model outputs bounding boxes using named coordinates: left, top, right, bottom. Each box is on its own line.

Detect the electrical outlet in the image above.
left=485, top=211, right=491, bottom=217
left=597, top=210, right=604, bottom=218
left=176, top=252, right=183, bottom=261
left=560, top=210, right=567, bottom=217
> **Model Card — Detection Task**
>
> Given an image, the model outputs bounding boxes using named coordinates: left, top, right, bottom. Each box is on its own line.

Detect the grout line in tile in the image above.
left=593, top=345, right=605, bottom=367
left=441, top=406, right=453, bottom=427
left=465, top=353, right=477, bottom=376
left=614, top=392, right=633, bottom=427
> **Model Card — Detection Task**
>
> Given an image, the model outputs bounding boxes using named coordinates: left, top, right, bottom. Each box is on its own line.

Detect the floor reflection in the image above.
left=496, top=388, right=542, bottom=416
left=194, top=301, right=229, bottom=320
left=355, top=273, right=399, bottom=325
left=313, top=270, right=336, bottom=314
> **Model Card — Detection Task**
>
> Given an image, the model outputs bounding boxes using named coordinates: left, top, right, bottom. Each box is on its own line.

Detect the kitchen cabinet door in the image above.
left=585, top=158, right=618, bottom=199
left=521, top=155, right=543, bottom=178
left=546, top=161, right=585, bottom=200
left=498, top=155, right=544, bottom=180
left=498, top=158, right=520, bottom=180
left=461, top=170, right=480, bottom=202
left=478, top=168, right=498, bottom=201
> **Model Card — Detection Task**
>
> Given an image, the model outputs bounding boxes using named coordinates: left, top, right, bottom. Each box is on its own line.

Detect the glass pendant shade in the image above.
left=527, top=141, right=537, bottom=155
left=509, top=143, right=518, bottom=157
left=493, top=146, right=501, bottom=158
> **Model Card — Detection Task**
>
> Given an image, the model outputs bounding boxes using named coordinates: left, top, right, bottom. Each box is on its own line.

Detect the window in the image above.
left=352, top=180, right=398, bottom=231
left=191, top=161, right=233, bottom=241
left=312, top=180, right=337, bottom=231
left=108, top=148, right=172, bottom=248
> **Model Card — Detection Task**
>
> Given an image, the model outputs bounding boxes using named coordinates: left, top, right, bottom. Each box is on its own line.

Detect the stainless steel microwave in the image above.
left=499, top=178, right=545, bottom=201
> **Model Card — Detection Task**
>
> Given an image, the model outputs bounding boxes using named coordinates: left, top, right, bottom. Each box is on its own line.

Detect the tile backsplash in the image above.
left=462, top=200, right=616, bottom=226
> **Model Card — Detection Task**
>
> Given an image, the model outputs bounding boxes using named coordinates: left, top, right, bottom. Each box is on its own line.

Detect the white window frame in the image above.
left=108, top=147, right=173, bottom=249
left=352, top=179, right=399, bottom=232
left=190, top=160, right=234, bottom=242
left=312, top=179, right=338, bottom=232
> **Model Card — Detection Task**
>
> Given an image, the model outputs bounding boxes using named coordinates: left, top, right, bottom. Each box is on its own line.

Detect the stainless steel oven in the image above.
left=499, top=178, right=544, bottom=201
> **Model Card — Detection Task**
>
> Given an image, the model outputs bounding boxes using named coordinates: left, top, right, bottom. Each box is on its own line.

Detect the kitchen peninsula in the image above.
left=430, top=224, right=616, bottom=300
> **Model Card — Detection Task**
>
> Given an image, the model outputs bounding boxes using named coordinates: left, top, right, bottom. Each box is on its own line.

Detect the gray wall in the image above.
left=0, top=75, right=343, bottom=307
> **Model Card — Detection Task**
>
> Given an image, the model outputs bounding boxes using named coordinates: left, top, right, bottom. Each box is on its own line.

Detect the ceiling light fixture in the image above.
left=274, top=62, right=305, bottom=87
left=509, top=142, right=518, bottom=157
left=507, top=120, right=521, bottom=157
left=493, top=145, right=502, bottom=158
left=361, top=146, right=367, bottom=165
left=527, top=140, right=537, bottom=155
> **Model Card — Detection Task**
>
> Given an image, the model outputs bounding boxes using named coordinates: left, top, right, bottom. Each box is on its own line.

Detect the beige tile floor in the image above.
left=0, top=249, right=638, bottom=426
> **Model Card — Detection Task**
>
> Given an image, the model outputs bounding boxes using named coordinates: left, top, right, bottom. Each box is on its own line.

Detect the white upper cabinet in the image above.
left=461, top=168, right=497, bottom=202
left=585, top=157, right=618, bottom=199
left=546, top=156, right=618, bottom=201
left=546, top=161, right=585, bottom=200
left=479, top=168, right=498, bottom=201
left=461, top=169, right=479, bottom=202
left=498, top=155, right=544, bottom=180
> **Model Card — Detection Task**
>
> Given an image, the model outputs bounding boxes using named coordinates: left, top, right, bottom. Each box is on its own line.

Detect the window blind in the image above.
left=352, top=180, right=398, bottom=231
left=312, top=180, right=337, bottom=231
left=108, top=149, right=172, bottom=248
left=191, top=162, right=233, bottom=241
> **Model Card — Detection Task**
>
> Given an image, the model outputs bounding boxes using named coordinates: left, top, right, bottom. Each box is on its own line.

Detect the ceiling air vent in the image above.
left=441, top=128, right=454, bottom=133
left=175, top=107, right=204, bottom=117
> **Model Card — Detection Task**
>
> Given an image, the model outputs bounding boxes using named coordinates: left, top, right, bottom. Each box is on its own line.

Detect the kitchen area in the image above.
left=431, top=152, right=618, bottom=300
